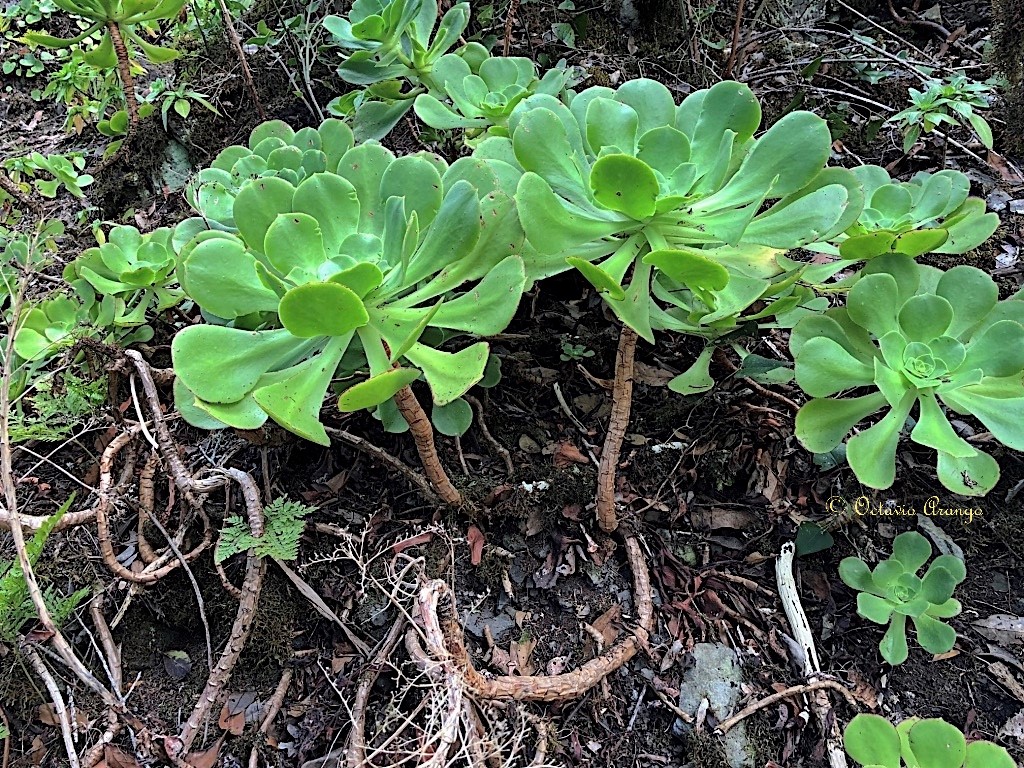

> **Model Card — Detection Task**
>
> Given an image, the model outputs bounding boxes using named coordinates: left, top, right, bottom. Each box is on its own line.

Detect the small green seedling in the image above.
left=839, top=531, right=965, bottom=665
left=844, top=713, right=1015, bottom=768
left=792, top=256, right=1024, bottom=495
left=3, top=152, right=94, bottom=199
left=889, top=73, right=996, bottom=153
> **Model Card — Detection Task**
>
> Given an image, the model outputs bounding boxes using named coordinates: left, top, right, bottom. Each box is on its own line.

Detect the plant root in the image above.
left=416, top=535, right=653, bottom=702
left=392, top=385, right=462, bottom=505
left=596, top=325, right=638, bottom=533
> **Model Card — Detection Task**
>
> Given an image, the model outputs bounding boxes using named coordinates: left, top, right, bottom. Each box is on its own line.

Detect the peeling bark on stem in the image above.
left=392, top=385, right=462, bottom=506
left=107, top=22, right=137, bottom=137
left=776, top=543, right=849, bottom=768
left=596, top=325, right=638, bottom=532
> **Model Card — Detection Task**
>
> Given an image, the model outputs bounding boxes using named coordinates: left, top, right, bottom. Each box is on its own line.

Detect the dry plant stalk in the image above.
left=776, top=543, right=848, bottom=768
left=596, top=326, right=638, bottom=533
left=392, top=385, right=463, bottom=505
left=215, top=0, right=266, bottom=120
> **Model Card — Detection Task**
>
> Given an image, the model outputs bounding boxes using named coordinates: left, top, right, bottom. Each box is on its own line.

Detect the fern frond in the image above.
left=214, top=497, right=314, bottom=564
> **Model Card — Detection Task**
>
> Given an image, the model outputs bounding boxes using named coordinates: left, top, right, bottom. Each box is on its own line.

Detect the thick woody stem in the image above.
left=392, top=385, right=462, bottom=506
left=107, top=23, right=138, bottom=135
left=596, top=325, right=638, bottom=533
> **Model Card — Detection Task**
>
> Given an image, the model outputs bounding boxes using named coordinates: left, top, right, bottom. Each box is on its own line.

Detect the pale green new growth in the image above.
left=792, top=255, right=1024, bottom=495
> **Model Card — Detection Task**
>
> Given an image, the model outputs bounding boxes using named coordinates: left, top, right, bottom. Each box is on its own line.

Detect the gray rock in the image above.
left=674, top=643, right=754, bottom=768
left=462, top=607, right=517, bottom=641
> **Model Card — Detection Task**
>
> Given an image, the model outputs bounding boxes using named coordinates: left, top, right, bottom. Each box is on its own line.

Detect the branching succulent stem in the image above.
left=596, top=324, right=638, bottom=532
left=393, top=385, right=462, bottom=506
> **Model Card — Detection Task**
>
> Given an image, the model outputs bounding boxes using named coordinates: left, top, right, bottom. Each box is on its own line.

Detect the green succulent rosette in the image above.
left=792, top=255, right=1024, bottom=495
left=840, top=532, right=964, bottom=665
left=171, top=140, right=526, bottom=446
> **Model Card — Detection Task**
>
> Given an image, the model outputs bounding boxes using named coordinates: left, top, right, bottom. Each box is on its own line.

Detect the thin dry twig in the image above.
left=22, top=643, right=81, bottom=768
left=347, top=619, right=407, bottom=768
left=216, top=0, right=266, bottom=120
left=465, top=395, right=514, bottom=475
left=596, top=326, right=638, bottom=533
left=325, top=426, right=440, bottom=504
left=717, top=680, right=859, bottom=734
left=247, top=668, right=294, bottom=768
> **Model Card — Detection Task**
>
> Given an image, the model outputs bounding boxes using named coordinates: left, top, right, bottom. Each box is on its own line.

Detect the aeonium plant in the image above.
left=475, top=78, right=861, bottom=530
left=171, top=141, right=526, bottom=500
left=323, top=0, right=484, bottom=140
left=791, top=255, right=1024, bottom=495
left=24, top=0, right=186, bottom=137
left=808, top=165, right=998, bottom=262
left=184, top=118, right=357, bottom=232
left=840, top=531, right=964, bottom=665
left=844, top=714, right=1015, bottom=768
left=413, top=54, right=578, bottom=144
left=64, top=224, right=183, bottom=328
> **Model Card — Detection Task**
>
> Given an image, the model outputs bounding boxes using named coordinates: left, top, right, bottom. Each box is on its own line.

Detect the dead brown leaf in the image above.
left=633, top=361, right=676, bottom=386
left=391, top=531, right=433, bottom=554
left=551, top=441, right=589, bottom=468
left=28, top=735, right=47, bottom=767
left=467, top=525, right=486, bottom=566
left=589, top=605, right=622, bottom=648
left=185, top=735, right=224, bottom=768
left=100, top=746, right=140, bottom=768
left=973, top=614, right=1024, bottom=648
left=986, top=661, right=1024, bottom=704
left=510, top=635, right=537, bottom=676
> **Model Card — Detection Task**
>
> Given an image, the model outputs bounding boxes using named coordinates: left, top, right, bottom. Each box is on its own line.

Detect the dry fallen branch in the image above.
left=776, top=543, right=849, bottom=768
left=95, top=431, right=211, bottom=585
left=347, top=620, right=407, bottom=768
left=716, top=679, right=859, bottom=734
left=21, top=642, right=81, bottom=768
left=325, top=427, right=440, bottom=504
